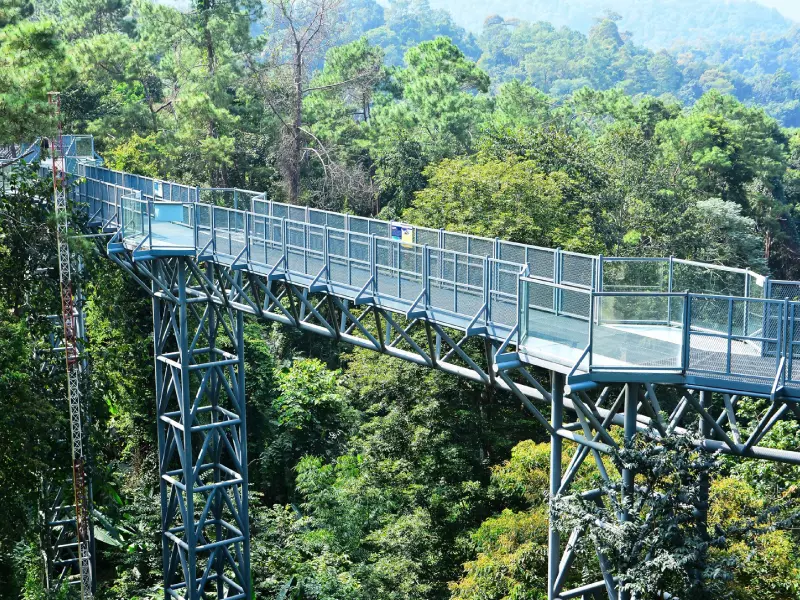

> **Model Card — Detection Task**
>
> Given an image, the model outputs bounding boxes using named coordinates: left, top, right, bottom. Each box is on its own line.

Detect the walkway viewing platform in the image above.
left=35, top=155, right=800, bottom=400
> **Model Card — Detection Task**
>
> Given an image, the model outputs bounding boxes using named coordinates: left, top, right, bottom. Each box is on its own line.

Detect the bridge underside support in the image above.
left=151, top=257, right=250, bottom=600
left=106, top=249, right=800, bottom=600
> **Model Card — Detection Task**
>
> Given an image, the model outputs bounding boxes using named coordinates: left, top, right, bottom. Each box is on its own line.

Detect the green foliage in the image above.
left=554, top=435, right=729, bottom=599
left=449, top=507, right=548, bottom=600
left=407, top=152, right=598, bottom=251
left=365, top=0, right=479, bottom=67
left=0, top=166, right=64, bottom=594
left=6, top=2, right=800, bottom=599
left=369, top=37, right=491, bottom=163
left=0, top=19, right=71, bottom=142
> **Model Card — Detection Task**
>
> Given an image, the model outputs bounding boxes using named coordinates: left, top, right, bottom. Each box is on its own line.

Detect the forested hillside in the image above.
left=424, top=0, right=794, bottom=49
left=2, top=0, right=800, bottom=598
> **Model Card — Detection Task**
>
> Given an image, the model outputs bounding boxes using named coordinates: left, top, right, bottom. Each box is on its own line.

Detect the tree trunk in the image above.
left=203, top=1, right=228, bottom=187
left=289, top=40, right=303, bottom=204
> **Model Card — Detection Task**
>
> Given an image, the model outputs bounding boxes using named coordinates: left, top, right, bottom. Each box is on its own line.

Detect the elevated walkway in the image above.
left=29, top=158, right=800, bottom=400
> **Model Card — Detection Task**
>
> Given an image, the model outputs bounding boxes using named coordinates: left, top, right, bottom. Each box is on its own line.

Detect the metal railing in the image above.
left=71, top=161, right=800, bottom=394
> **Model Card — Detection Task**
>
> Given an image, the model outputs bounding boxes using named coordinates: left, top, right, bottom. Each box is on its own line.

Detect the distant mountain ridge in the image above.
left=421, top=0, right=794, bottom=49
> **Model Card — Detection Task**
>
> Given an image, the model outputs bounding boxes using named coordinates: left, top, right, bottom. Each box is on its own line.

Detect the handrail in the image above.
left=77, top=162, right=794, bottom=302
left=70, top=161, right=800, bottom=393
left=520, top=275, right=593, bottom=293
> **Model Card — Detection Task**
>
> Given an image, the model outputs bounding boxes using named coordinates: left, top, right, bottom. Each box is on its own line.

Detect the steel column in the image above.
left=153, top=257, right=250, bottom=600
left=548, top=371, right=564, bottom=600
left=698, top=390, right=710, bottom=540
left=619, top=383, right=639, bottom=600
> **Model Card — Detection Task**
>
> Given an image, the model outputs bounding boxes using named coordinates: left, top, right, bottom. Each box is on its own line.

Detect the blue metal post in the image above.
left=698, top=390, right=710, bottom=541
left=620, top=383, right=639, bottom=600
left=682, top=293, right=691, bottom=373
left=596, top=254, right=604, bottom=293
left=483, top=257, right=490, bottom=325
left=789, top=303, right=796, bottom=384
left=668, top=256, right=674, bottom=324
left=548, top=371, right=564, bottom=600
left=423, top=245, right=430, bottom=307
left=744, top=269, right=751, bottom=336
left=726, top=297, right=734, bottom=374
left=554, top=249, right=562, bottom=316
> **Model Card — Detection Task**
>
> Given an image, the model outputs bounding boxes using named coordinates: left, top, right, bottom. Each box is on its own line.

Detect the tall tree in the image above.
left=253, top=0, right=383, bottom=203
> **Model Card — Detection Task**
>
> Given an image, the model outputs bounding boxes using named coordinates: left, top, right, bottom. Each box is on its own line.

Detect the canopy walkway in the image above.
left=15, top=137, right=800, bottom=600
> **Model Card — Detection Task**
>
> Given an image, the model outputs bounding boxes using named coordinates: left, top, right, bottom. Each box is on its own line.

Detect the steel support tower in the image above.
left=151, top=258, right=250, bottom=599
left=47, top=93, right=93, bottom=599
left=39, top=289, right=96, bottom=594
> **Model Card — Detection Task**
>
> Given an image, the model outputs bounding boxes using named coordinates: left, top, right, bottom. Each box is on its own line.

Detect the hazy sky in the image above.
left=755, top=0, right=800, bottom=21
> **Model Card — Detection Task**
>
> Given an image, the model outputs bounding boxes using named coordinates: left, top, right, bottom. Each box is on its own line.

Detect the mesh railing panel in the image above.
left=561, top=290, right=591, bottom=319
left=326, top=213, right=345, bottom=230
left=560, top=253, right=595, bottom=288
left=498, top=241, right=525, bottom=265
left=375, top=240, right=423, bottom=300
left=788, top=303, right=800, bottom=384
left=369, top=221, right=389, bottom=237
left=489, top=260, right=521, bottom=326
left=443, top=231, right=468, bottom=254
left=528, top=247, right=556, bottom=280
left=528, top=280, right=556, bottom=313
left=349, top=216, right=369, bottom=234
left=428, top=249, right=483, bottom=316
left=770, top=281, right=800, bottom=301
left=325, top=230, right=372, bottom=290
left=415, top=227, right=439, bottom=247
left=470, top=237, right=494, bottom=258
left=687, top=297, right=783, bottom=382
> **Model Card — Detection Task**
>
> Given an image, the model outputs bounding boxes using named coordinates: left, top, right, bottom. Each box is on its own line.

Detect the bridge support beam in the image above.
left=548, top=371, right=564, bottom=600
left=152, top=257, right=250, bottom=600
left=101, top=247, right=800, bottom=600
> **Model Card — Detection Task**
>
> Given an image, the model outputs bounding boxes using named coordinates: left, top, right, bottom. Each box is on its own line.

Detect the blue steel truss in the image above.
left=20, top=139, right=800, bottom=600
left=151, top=258, right=250, bottom=599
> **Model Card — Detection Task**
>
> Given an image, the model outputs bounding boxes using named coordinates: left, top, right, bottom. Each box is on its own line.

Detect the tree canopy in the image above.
left=2, top=0, right=800, bottom=598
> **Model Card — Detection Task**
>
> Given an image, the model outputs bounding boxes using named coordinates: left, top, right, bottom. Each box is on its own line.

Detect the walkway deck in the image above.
left=65, top=163, right=800, bottom=400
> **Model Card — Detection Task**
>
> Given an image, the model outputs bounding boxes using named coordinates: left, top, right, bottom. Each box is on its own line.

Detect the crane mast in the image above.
left=48, top=91, right=93, bottom=599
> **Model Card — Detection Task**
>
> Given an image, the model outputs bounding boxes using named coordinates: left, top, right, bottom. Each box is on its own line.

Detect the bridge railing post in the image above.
left=245, top=210, right=251, bottom=264
left=681, top=293, right=691, bottom=373
left=483, top=256, right=490, bottom=325
left=323, top=225, right=330, bottom=280
left=554, top=248, right=562, bottom=316
left=371, top=234, right=378, bottom=296
left=281, top=218, right=288, bottom=273
left=423, top=245, right=430, bottom=308
left=210, top=202, right=217, bottom=255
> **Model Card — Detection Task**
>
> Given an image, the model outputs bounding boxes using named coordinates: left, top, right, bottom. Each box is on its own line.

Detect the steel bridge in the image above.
left=20, top=137, right=800, bottom=600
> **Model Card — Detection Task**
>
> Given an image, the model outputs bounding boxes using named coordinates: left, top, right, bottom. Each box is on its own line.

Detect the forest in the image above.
left=2, top=0, right=800, bottom=598
left=425, top=0, right=794, bottom=50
